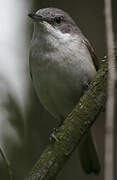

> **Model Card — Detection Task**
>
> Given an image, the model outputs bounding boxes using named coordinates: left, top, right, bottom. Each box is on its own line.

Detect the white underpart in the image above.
left=30, top=21, right=96, bottom=120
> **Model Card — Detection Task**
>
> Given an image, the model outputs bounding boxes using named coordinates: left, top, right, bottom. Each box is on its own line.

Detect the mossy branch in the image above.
left=25, top=57, right=112, bottom=180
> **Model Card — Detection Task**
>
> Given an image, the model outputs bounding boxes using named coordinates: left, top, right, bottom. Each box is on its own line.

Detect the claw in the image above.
left=49, top=128, right=59, bottom=142
left=49, top=119, right=63, bottom=142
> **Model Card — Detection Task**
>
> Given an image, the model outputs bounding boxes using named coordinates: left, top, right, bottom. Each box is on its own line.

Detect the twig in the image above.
left=104, top=0, right=116, bottom=180
left=0, top=146, right=13, bottom=180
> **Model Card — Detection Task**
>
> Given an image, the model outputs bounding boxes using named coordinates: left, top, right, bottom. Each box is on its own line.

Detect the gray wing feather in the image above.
left=83, top=38, right=100, bottom=71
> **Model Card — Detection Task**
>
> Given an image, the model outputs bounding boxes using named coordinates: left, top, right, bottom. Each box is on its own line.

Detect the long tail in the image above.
left=78, top=130, right=101, bottom=174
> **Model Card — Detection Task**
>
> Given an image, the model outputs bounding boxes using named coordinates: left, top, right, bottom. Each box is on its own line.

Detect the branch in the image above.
left=24, top=55, right=113, bottom=180
left=104, top=0, right=116, bottom=179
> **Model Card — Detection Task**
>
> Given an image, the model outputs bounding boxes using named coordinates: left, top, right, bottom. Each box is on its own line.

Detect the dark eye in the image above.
left=55, top=17, right=62, bottom=24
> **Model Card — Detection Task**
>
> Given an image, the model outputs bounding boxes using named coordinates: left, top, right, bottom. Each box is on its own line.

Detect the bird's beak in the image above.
left=28, top=13, right=43, bottom=22
left=28, top=13, right=38, bottom=20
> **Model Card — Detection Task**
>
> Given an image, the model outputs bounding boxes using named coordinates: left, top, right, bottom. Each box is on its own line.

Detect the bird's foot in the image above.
left=49, top=119, right=63, bottom=142
left=83, top=80, right=91, bottom=92
left=49, top=128, right=59, bottom=142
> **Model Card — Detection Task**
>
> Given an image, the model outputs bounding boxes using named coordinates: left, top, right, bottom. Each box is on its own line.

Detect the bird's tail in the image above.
left=78, top=130, right=101, bottom=174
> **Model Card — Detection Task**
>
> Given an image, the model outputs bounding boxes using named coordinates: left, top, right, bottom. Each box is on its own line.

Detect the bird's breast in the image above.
left=30, top=35, right=96, bottom=119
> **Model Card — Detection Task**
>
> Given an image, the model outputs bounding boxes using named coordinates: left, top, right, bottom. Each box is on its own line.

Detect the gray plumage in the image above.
left=29, top=7, right=100, bottom=174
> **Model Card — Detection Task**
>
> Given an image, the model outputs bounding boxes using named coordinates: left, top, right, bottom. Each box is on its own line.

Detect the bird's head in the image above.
left=28, top=8, right=81, bottom=37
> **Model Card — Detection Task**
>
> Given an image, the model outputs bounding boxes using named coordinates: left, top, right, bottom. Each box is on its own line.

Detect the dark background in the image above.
left=0, top=0, right=117, bottom=179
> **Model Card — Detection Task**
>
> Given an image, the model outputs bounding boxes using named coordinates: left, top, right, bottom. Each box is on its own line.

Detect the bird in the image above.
left=28, top=7, right=100, bottom=174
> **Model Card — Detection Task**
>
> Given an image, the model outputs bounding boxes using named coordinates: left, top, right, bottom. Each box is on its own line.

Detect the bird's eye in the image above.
left=54, top=17, right=62, bottom=24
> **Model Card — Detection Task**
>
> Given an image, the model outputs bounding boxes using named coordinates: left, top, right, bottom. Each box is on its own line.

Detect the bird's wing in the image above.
left=82, top=38, right=100, bottom=71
